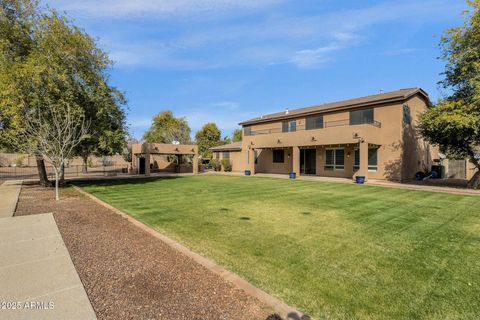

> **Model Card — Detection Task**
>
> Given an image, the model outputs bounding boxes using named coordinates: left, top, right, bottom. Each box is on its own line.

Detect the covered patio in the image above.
left=132, top=143, right=199, bottom=175
left=247, top=141, right=379, bottom=181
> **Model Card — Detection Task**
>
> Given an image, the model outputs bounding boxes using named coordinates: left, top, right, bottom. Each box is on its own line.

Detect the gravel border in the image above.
left=15, top=184, right=276, bottom=320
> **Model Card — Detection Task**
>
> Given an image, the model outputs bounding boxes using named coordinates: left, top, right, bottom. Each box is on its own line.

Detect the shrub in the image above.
left=210, top=159, right=221, bottom=171
left=14, top=157, right=24, bottom=167
left=221, top=159, right=232, bottom=172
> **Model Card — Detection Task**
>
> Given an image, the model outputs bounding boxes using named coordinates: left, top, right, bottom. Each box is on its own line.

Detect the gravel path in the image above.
left=15, top=184, right=271, bottom=320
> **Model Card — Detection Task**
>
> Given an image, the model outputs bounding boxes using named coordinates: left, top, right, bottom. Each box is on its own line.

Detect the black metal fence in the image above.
left=0, top=165, right=129, bottom=180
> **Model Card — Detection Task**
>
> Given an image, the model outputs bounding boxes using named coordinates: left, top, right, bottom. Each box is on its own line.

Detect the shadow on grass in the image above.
left=266, top=312, right=311, bottom=320
left=72, top=176, right=184, bottom=187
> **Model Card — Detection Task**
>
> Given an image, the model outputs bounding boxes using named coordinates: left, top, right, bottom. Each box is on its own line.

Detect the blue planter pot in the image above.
left=289, top=172, right=296, bottom=179
left=356, top=176, right=365, bottom=184
left=244, top=170, right=251, bottom=176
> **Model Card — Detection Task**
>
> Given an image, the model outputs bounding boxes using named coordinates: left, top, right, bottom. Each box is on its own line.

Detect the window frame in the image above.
left=403, top=104, right=411, bottom=126
left=353, top=148, right=360, bottom=171
left=222, top=151, right=230, bottom=160
left=325, top=148, right=345, bottom=171
left=306, top=115, right=324, bottom=130
left=282, top=120, right=297, bottom=133
left=272, top=149, right=285, bottom=163
left=368, top=147, right=378, bottom=172
left=352, top=147, right=379, bottom=172
left=349, top=108, right=374, bottom=125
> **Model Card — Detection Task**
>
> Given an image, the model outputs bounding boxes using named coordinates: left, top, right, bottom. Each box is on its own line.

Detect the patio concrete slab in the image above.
left=0, top=180, right=22, bottom=218
left=0, top=213, right=96, bottom=320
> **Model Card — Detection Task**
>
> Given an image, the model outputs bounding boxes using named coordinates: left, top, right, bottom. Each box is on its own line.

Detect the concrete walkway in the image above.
left=0, top=213, right=97, bottom=320
left=0, top=180, right=23, bottom=218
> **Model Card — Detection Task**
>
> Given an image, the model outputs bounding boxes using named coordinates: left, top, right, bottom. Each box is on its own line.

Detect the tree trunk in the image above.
left=82, top=155, right=88, bottom=173
left=54, top=168, right=60, bottom=201
left=59, top=162, right=65, bottom=185
left=467, top=157, right=480, bottom=189
left=35, top=156, right=50, bottom=187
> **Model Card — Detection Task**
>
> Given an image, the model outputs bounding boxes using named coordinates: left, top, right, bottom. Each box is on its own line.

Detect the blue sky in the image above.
left=46, top=0, right=468, bottom=140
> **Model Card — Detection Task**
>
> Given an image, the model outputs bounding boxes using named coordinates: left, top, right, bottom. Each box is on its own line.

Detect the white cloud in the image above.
left=384, top=48, right=419, bottom=56
left=291, top=45, right=341, bottom=68
left=47, top=0, right=284, bottom=19
left=48, top=0, right=465, bottom=69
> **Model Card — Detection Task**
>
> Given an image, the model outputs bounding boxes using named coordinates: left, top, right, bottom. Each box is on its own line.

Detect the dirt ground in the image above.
left=15, top=183, right=272, bottom=320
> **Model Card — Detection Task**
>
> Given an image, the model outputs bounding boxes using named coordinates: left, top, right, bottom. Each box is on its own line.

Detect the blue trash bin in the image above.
left=289, top=172, right=296, bottom=179
left=356, top=176, right=365, bottom=184
left=415, top=171, right=425, bottom=181
left=244, top=170, right=251, bottom=176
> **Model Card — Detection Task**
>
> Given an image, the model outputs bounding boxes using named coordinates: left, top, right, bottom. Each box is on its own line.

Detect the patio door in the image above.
left=138, top=158, right=146, bottom=174
left=300, top=149, right=316, bottom=175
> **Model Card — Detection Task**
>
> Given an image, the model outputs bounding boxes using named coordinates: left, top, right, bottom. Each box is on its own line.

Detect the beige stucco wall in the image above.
left=214, top=150, right=245, bottom=172
left=467, top=161, right=478, bottom=180
left=234, top=93, right=440, bottom=181
left=255, top=148, right=293, bottom=174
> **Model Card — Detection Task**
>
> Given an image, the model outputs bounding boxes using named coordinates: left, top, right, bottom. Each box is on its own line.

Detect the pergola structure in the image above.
left=132, top=143, right=199, bottom=176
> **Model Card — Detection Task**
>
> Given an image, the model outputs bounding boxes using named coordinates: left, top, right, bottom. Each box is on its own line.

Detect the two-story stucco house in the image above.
left=211, top=88, right=440, bottom=181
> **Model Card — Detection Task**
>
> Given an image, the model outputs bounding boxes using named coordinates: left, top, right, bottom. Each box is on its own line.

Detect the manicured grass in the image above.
left=78, top=175, right=480, bottom=319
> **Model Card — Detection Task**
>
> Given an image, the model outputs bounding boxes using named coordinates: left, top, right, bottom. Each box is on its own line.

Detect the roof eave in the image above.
left=239, top=96, right=406, bottom=126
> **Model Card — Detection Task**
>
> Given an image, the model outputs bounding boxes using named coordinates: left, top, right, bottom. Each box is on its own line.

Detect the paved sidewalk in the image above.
left=0, top=180, right=23, bottom=218
left=0, top=213, right=97, bottom=320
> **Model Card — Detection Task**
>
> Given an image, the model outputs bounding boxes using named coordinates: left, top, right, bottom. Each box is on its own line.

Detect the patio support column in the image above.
left=357, top=141, right=368, bottom=181
left=145, top=146, right=151, bottom=176
left=248, top=147, right=255, bottom=175
left=193, top=153, right=199, bottom=174
left=292, top=146, right=300, bottom=176
left=131, top=153, right=137, bottom=174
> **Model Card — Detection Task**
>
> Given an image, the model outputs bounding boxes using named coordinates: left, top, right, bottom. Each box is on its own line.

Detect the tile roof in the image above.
left=239, top=88, right=429, bottom=126
left=210, top=141, right=243, bottom=151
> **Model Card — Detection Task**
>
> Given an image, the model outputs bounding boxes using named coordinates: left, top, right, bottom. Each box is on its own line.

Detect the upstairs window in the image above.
left=403, top=105, right=411, bottom=125
left=306, top=116, right=324, bottom=130
left=273, top=149, right=285, bottom=163
left=350, top=108, right=374, bottom=125
left=282, top=120, right=297, bottom=133
left=244, top=127, right=252, bottom=136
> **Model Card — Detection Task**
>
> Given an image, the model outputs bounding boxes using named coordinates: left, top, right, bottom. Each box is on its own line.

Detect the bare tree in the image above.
left=25, top=105, right=89, bottom=200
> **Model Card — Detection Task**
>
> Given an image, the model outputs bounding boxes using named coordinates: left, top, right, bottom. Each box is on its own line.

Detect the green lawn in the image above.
left=78, top=175, right=480, bottom=319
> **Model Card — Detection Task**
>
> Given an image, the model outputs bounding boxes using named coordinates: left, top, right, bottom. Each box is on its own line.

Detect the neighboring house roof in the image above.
left=210, top=142, right=242, bottom=152
left=239, top=88, right=429, bottom=126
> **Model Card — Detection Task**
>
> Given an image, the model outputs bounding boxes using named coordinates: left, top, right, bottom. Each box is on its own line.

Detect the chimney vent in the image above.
left=285, top=108, right=289, bottom=115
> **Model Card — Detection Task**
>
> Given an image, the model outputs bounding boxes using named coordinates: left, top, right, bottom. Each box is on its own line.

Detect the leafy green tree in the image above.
left=419, top=0, right=480, bottom=188
left=143, top=111, right=191, bottom=144
left=232, top=128, right=242, bottom=142
left=195, top=122, right=224, bottom=159
left=0, top=0, right=50, bottom=184
left=31, top=13, right=127, bottom=173
left=1, top=2, right=127, bottom=179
